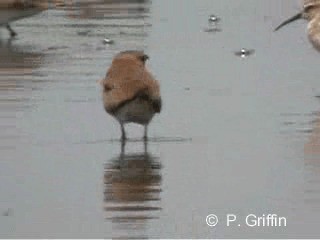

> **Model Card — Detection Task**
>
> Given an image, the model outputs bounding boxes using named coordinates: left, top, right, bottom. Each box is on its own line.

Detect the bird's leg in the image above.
left=6, top=24, right=17, bottom=38
left=143, top=125, right=148, bottom=142
left=119, top=138, right=127, bottom=169
left=120, top=139, right=126, bottom=160
left=143, top=138, right=148, bottom=153
left=121, top=123, right=126, bottom=142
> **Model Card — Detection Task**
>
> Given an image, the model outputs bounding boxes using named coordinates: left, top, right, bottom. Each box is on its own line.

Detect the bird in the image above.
left=100, top=50, right=162, bottom=141
left=274, top=0, right=320, bottom=52
left=234, top=48, right=255, bottom=58
left=0, top=0, right=48, bottom=37
left=208, top=14, right=220, bottom=23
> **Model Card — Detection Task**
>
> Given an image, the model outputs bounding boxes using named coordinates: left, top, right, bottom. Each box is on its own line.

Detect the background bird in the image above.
left=100, top=50, right=162, bottom=141
left=275, top=0, right=320, bottom=52
left=0, top=0, right=53, bottom=37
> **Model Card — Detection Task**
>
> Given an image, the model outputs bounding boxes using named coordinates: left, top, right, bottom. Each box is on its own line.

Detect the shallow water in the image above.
left=1, top=0, right=320, bottom=238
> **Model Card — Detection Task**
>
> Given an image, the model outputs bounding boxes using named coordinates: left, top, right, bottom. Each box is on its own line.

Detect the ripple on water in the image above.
left=75, top=136, right=193, bottom=145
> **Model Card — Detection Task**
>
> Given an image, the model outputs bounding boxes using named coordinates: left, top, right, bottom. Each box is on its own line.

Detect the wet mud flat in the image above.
left=1, top=0, right=320, bottom=238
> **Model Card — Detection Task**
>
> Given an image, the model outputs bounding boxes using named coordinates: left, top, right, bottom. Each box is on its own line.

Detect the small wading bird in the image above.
left=100, top=51, right=162, bottom=141
left=275, top=0, right=320, bottom=52
left=0, top=0, right=50, bottom=37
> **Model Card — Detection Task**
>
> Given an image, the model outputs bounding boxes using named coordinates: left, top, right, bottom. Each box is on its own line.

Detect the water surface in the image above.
left=1, top=0, right=320, bottom=238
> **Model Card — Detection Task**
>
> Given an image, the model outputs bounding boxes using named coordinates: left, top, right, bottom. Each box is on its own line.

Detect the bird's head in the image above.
left=304, top=0, right=320, bottom=19
left=116, top=50, right=149, bottom=65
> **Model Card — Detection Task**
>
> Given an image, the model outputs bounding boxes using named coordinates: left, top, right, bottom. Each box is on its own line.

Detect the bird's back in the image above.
left=101, top=55, right=161, bottom=116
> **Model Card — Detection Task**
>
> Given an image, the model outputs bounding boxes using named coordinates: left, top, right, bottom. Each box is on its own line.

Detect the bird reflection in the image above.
left=0, top=38, right=42, bottom=106
left=60, top=0, right=150, bottom=20
left=0, top=39, right=43, bottom=153
left=104, top=141, right=162, bottom=239
left=305, top=115, right=320, bottom=155
left=304, top=112, right=320, bottom=208
left=0, top=39, right=42, bottom=74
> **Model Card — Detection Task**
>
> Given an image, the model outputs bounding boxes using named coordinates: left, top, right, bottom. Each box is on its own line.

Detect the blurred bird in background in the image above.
left=275, top=0, right=320, bottom=52
left=0, top=0, right=65, bottom=37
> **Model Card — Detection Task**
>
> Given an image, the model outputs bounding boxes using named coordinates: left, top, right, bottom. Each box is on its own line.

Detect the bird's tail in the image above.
left=152, top=98, right=162, bottom=113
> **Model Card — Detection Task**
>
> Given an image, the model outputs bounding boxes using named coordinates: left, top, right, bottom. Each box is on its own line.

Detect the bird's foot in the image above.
left=143, top=135, right=148, bottom=142
left=10, top=31, right=17, bottom=38
left=121, top=134, right=127, bottom=142
left=6, top=25, right=17, bottom=38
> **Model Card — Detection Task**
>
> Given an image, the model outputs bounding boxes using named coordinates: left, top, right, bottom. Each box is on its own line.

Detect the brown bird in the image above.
left=275, top=0, right=320, bottom=52
left=100, top=50, right=162, bottom=141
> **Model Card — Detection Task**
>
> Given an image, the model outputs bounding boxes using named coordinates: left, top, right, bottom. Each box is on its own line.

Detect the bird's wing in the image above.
left=102, top=75, right=149, bottom=114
